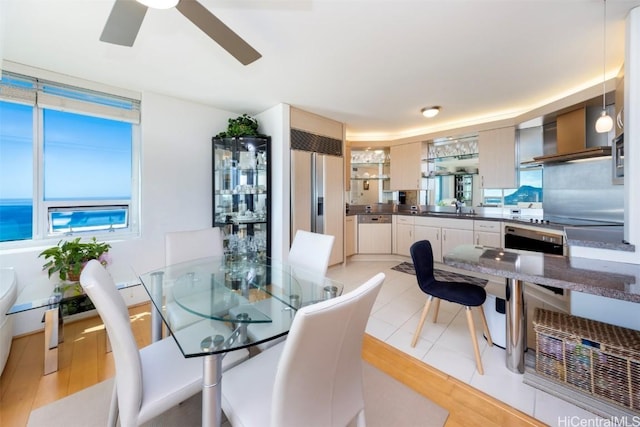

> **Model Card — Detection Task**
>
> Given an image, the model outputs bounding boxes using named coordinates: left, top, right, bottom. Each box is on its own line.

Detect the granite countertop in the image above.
left=564, top=226, right=634, bottom=252
left=443, top=245, right=640, bottom=303
left=347, top=209, right=634, bottom=252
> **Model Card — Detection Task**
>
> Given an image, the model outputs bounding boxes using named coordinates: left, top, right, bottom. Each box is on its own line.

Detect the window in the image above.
left=0, top=71, right=140, bottom=245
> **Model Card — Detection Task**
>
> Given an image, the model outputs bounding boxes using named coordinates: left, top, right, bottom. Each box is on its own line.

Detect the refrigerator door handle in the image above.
left=317, top=196, right=324, bottom=216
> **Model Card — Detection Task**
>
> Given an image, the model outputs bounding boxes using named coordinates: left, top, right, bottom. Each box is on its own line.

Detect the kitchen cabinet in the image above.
left=478, top=126, right=516, bottom=188
left=212, top=136, right=270, bottom=258
left=474, top=220, right=502, bottom=248
left=414, top=224, right=441, bottom=261
left=440, top=227, right=473, bottom=261
left=394, top=215, right=415, bottom=257
left=390, top=142, right=422, bottom=190
left=345, top=215, right=357, bottom=257
left=412, top=216, right=473, bottom=263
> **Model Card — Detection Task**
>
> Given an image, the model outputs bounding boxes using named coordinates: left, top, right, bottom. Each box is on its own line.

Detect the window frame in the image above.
left=0, top=69, right=141, bottom=249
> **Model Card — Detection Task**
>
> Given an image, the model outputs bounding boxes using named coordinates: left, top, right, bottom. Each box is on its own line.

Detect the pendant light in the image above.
left=595, top=0, right=613, bottom=133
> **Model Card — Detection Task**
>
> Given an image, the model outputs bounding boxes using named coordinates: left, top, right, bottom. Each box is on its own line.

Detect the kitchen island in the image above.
left=442, top=245, right=640, bottom=373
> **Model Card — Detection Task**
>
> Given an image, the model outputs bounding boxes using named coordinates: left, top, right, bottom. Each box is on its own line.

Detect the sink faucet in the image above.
left=453, top=200, right=464, bottom=214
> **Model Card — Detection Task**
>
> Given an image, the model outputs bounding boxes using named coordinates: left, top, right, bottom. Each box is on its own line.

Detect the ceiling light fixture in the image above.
left=136, top=0, right=179, bottom=9
left=595, top=0, right=613, bottom=133
left=421, top=106, right=440, bottom=118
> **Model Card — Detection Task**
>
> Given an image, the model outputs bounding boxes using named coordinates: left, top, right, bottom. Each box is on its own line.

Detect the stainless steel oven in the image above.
left=504, top=225, right=565, bottom=295
left=504, top=226, right=564, bottom=256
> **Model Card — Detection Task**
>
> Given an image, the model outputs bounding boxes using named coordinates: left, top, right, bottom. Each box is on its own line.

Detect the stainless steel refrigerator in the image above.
left=290, top=129, right=344, bottom=262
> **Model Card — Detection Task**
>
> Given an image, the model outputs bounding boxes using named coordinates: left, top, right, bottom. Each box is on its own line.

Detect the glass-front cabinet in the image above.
left=212, top=136, right=271, bottom=260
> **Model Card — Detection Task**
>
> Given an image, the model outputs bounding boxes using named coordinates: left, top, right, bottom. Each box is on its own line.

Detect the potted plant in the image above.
left=39, top=237, right=111, bottom=282
left=214, top=114, right=263, bottom=138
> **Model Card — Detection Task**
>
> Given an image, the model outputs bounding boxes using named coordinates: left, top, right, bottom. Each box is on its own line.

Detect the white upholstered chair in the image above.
left=288, top=229, right=335, bottom=280
left=165, top=227, right=224, bottom=265
left=239, top=230, right=336, bottom=351
left=164, top=227, right=224, bottom=331
left=221, top=272, right=385, bottom=427
left=79, top=260, right=247, bottom=427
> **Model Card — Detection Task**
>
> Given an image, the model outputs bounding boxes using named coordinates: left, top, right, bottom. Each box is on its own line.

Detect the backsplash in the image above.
left=543, top=158, right=624, bottom=223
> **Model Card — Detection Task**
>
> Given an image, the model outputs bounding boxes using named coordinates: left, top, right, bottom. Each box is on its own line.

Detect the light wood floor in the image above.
left=0, top=303, right=546, bottom=427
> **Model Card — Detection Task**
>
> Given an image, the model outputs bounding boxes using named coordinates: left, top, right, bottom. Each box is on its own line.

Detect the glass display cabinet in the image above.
left=212, top=136, right=271, bottom=260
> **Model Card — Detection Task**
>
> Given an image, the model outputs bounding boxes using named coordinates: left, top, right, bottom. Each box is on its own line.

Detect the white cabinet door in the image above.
left=390, top=142, right=421, bottom=190
left=474, top=220, right=502, bottom=247
left=475, top=231, right=501, bottom=248
left=358, top=223, right=392, bottom=254
left=345, top=216, right=356, bottom=256
left=395, top=216, right=415, bottom=256
left=441, top=228, right=473, bottom=261
left=396, top=223, right=414, bottom=257
left=414, top=225, right=441, bottom=262
left=478, top=126, right=516, bottom=188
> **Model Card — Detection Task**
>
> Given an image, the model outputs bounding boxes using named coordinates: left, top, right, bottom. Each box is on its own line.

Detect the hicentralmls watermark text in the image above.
left=557, top=416, right=640, bottom=427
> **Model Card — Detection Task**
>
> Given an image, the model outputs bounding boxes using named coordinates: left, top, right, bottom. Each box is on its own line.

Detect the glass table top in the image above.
left=7, top=270, right=140, bottom=316
left=139, top=256, right=344, bottom=357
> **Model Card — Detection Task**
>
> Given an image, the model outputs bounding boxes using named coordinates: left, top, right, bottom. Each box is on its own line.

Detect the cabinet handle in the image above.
left=443, top=230, right=446, bottom=241
left=476, top=234, right=479, bottom=245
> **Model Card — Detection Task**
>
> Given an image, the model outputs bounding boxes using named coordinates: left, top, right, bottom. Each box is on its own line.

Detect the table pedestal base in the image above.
left=505, top=278, right=525, bottom=374
left=202, top=353, right=223, bottom=427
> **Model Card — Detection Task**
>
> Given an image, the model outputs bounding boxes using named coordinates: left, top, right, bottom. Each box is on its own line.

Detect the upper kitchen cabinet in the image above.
left=478, top=126, right=516, bottom=188
left=390, top=142, right=421, bottom=190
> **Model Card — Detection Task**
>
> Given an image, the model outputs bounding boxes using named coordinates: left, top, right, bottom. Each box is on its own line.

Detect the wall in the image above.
left=255, top=103, right=290, bottom=262
left=1, top=91, right=237, bottom=335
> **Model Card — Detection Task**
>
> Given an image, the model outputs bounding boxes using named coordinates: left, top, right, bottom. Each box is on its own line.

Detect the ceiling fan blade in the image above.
left=100, top=0, right=148, bottom=47
left=176, top=0, right=261, bottom=65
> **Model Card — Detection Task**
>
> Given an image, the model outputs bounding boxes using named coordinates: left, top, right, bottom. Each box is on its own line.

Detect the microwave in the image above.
left=612, top=133, right=624, bottom=185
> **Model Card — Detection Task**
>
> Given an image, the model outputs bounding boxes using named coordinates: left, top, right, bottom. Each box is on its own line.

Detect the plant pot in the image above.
left=66, top=269, right=81, bottom=283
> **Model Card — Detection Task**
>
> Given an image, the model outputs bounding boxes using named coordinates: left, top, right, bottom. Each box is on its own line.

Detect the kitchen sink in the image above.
left=422, top=211, right=478, bottom=218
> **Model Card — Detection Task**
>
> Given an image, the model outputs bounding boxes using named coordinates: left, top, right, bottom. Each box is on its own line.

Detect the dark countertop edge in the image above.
left=444, top=255, right=640, bottom=304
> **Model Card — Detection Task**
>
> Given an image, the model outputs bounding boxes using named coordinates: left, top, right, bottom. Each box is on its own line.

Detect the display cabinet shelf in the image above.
left=212, top=136, right=271, bottom=259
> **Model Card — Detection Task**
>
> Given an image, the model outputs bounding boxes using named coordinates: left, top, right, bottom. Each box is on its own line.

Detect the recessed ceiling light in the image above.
left=421, top=106, right=440, bottom=118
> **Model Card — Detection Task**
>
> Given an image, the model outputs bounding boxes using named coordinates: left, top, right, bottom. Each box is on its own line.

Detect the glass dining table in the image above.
left=138, top=256, right=344, bottom=427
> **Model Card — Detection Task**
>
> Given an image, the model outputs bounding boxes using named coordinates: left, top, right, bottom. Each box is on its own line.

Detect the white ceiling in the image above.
left=2, top=0, right=640, bottom=141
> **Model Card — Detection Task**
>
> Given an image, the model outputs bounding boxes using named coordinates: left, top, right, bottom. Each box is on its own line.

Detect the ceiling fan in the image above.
left=100, top=0, right=261, bottom=65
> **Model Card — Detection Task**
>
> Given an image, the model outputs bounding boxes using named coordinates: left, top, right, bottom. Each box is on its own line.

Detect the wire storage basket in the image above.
left=533, top=308, right=640, bottom=412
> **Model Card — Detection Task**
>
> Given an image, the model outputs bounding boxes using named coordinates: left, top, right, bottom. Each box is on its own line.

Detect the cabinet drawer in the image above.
left=396, top=215, right=415, bottom=225
left=474, top=220, right=501, bottom=233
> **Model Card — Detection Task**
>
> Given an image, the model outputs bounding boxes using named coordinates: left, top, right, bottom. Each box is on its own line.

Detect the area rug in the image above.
left=392, top=261, right=488, bottom=287
left=28, top=362, right=448, bottom=427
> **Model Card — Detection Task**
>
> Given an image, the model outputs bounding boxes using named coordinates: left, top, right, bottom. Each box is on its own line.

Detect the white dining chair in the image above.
left=221, top=272, right=385, bottom=427
left=79, top=259, right=247, bottom=427
left=165, top=227, right=224, bottom=265
left=165, top=227, right=224, bottom=331
left=238, top=230, right=336, bottom=351
left=288, top=229, right=335, bottom=280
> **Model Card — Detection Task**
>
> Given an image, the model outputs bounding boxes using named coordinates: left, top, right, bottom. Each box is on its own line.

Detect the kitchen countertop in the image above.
left=443, top=245, right=640, bottom=303
left=347, top=209, right=635, bottom=253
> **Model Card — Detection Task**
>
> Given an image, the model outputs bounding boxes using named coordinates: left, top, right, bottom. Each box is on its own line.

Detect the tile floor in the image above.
left=325, top=258, right=605, bottom=427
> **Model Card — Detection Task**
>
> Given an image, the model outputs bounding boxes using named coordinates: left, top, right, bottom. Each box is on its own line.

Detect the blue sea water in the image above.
left=0, top=199, right=33, bottom=242
left=0, top=199, right=129, bottom=242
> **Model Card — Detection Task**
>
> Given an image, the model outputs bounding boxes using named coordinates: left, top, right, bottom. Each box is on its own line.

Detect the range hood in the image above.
left=526, top=106, right=612, bottom=165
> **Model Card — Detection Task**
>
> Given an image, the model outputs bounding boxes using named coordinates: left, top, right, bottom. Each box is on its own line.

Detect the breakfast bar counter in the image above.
left=442, top=245, right=640, bottom=374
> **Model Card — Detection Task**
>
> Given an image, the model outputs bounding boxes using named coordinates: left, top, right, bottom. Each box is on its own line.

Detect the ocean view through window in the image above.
left=0, top=70, right=140, bottom=244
